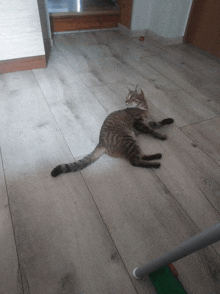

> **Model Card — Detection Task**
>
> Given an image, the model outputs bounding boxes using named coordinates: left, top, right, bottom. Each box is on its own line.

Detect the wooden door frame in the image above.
left=183, top=0, right=196, bottom=43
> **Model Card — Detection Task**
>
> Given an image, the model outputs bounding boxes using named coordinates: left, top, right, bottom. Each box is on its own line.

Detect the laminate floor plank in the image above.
left=88, top=81, right=220, bottom=292
left=53, top=35, right=101, bottom=73
left=153, top=125, right=220, bottom=236
left=33, top=49, right=108, bottom=158
left=67, top=31, right=99, bottom=47
left=0, top=152, right=22, bottom=294
left=81, top=155, right=220, bottom=294
left=181, top=117, right=220, bottom=166
left=89, top=82, right=169, bottom=124
left=170, top=43, right=220, bottom=75
left=97, top=81, right=220, bottom=236
left=0, top=70, right=38, bottom=92
left=141, top=54, right=220, bottom=114
left=89, top=84, right=127, bottom=113
left=159, top=45, right=220, bottom=103
left=103, top=30, right=164, bottom=57
left=101, top=62, right=218, bottom=127
left=0, top=87, right=137, bottom=294
left=2, top=30, right=220, bottom=294
left=89, top=42, right=219, bottom=124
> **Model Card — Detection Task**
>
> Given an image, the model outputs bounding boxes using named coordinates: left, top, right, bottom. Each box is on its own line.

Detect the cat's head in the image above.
left=125, top=85, right=148, bottom=110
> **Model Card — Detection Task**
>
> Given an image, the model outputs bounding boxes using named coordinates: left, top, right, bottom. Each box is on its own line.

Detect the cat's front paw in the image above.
left=154, top=153, right=162, bottom=159
left=160, top=135, right=167, bottom=140
left=162, top=118, right=174, bottom=125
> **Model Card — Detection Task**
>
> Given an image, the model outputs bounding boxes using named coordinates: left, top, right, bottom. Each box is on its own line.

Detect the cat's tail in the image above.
left=51, top=144, right=106, bottom=177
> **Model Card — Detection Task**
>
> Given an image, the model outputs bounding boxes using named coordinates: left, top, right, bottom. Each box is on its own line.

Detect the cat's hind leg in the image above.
left=122, top=139, right=161, bottom=168
left=141, top=153, right=162, bottom=160
left=129, top=156, right=161, bottom=168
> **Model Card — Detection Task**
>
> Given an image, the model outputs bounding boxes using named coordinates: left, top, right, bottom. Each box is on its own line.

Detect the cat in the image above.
left=51, top=85, right=174, bottom=177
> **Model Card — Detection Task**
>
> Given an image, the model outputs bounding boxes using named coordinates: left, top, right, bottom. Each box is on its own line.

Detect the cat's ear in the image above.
left=135, top=84, right=139, bottom=92
left=140, top=89, right=145, bottom=98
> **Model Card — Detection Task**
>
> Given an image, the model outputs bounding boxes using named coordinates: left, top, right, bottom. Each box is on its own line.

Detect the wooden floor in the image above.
left=1, top=30, right=220, bottom=294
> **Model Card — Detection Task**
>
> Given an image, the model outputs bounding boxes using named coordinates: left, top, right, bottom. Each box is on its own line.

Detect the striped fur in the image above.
left=51, top=85, right=174, bottom=177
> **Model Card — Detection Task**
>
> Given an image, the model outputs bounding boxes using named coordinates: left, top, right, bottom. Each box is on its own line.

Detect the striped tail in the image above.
left=51, top=144, right=105, bottom=177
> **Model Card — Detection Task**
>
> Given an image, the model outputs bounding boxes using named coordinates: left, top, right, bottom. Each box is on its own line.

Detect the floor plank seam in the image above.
left=139, top=57, right=217, bottom=109
left=53, top=44, right=112, bottom=116
left=32, top=69, right=80, bottom=167
left=79, top=172, right=140, bottom=293
left=180, top=116, right=220, bottom=128
left=0, top=148, right=26, bottom=294
left=179, top=125, right=220, bottom=169
left=152, top=169, right=220, bottom=264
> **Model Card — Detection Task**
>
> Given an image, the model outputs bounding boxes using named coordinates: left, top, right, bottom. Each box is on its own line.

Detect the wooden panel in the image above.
left=118, top=0, right=133, bottom=29
left=0, top=55, right=46, bottom=74
left=50, top=12, right=120, bottom=32
left=184, top=0, right=220, bottom=58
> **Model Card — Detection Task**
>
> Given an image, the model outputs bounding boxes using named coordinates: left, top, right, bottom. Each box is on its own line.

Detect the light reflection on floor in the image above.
left=46, top=0, right=117, bottom=13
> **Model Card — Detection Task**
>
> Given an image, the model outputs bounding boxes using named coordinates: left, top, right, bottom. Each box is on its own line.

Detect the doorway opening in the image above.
left=47, top=0, right=120, bottom=32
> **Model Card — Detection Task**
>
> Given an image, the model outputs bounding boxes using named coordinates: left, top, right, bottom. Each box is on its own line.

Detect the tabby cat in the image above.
left=51, top=85, right=174, bottom=177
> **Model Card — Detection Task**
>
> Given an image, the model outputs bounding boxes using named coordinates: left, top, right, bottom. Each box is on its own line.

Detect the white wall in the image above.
left=131, top=0, right=193, bottom=38
left=0, top=0, right=45, bottom=61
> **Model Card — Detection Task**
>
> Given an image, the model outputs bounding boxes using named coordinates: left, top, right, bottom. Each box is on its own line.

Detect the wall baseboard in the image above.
left=0, top=55, right=46, bottom=74
left=118, top=23, right=183, bottom=45
left=145, top=29, right=183, bottom=45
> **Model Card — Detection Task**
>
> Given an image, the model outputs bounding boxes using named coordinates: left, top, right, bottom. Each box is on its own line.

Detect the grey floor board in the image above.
left=90, top=82, right=170, bottom=124
left=91, top=30, right=122, bottom=45
left=140, top=54, right=220, bottom=114
left=159, top=45, right=220, bottom=104
left=105, top=31, right=164, bottom=57
left=0, top=150, right=22, bottom=294
left=126, top=64, right=218, bottom=126
left=54, top=35, right=109, bottom=73
left=0, top=70, right=38, bottom=92
left=170, top=43, right=220, bottom=74
left=181, top=117, right=220, bottom=167
left=83, top=80, right=220, bottom=292
left=153, top=125, right=220, bottom=236
left=81, top=155, right=220, bottom=294
left=0, top=87, right=138, bottom=294
left=89, top=84, right=127, bottom=113
left=97, top=81, right=220, bottom=243
left=104, top=66, right=218, bottom=127
left=128, top=40, right=220, bottom=105
left=67, top=31, right=99, bottom=47
left=33, top=59, right=108, bottom=158
left=2, top=30, right=220, bottom=293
